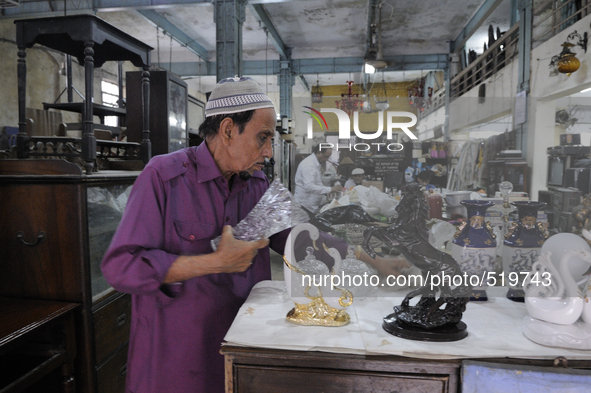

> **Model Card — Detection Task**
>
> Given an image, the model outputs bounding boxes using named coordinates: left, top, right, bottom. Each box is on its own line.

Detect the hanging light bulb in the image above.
left=374, top=72, right=389, bottom=111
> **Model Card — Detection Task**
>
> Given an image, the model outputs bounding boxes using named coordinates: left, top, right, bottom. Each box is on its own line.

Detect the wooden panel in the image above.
left=0, top=159, right=82, bottom=176
left=234, top=365, right=449, bottom=393
left=96, top=343, right=129, bottom=393
left=223, top=346, right=460, bottom=393
left=93, top=294, right=131, bottom=364
left=25, top=107, right=64, bottom=137
left=0, top=182, right=84, bottom=302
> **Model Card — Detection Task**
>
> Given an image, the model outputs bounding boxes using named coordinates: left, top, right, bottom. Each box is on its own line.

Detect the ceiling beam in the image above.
left=0, top=0, right=209, bottom=18
left=136, top=9, right=208, bottom=60
left=246, top=3, right=310, bottom=91
left=0, top=0, right=311, bottom=18
left=450, top=0, right=505, bottom=53
left=298, top=75, right=310, bottom=91
left=168, top=54, right=449, bottom=77
left=247, top=3, right=287, bottom=58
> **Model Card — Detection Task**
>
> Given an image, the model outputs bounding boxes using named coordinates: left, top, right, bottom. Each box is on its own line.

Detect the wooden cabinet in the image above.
left=0, top=159, right=138, bottom=393
left=222, top=346, right=591, bottom=393
left=222, top=346, right=459, bottom=393
left=127, top=70, right=188, bottom=157
left=0, top=298, right=78, bottom=393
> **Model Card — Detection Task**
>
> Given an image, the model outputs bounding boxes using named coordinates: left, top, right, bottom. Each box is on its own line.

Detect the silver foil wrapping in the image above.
left=210, top=178, right=309, bottom=250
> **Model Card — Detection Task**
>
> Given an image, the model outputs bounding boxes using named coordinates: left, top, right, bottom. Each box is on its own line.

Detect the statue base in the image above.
left=523, top=315, right=591, bottom=349
left=470, top=289, right=488, bottom=302
left=506, top=288, right=525, bottom=303
left=383, top=313, right=468, bottom=342
left=285, top=299, right=350, bottom=327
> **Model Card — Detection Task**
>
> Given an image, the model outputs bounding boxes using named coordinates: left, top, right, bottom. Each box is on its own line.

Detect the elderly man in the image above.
left=294, top=144, right=343, bottom=213
left=344, top=167, right=365, bottom=188
left=102, top=77, right=411, bottom=393
left=101, top=77, right=286, bottom=393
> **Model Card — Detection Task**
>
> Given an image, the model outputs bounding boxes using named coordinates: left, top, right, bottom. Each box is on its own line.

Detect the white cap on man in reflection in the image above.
left=351, top=168, right=365, bottom=175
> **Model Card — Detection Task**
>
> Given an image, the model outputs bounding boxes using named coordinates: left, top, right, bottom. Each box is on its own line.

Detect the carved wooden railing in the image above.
left=533, top=0, right=591, bottom=46
left=451, top=23, right=520, bottom=98
left=11, top=136, right=142, bottom=170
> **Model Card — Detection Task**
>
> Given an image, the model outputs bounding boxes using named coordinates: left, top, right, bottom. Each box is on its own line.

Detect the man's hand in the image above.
left=163, top=226, right=269, bottom=283
left=357, top=248, right=411, bottom=277
left=330, top=183, right=343, bottom=193
left=213, top=226, right=269, bottom=273
left=371, top=255, right=412, bottom=277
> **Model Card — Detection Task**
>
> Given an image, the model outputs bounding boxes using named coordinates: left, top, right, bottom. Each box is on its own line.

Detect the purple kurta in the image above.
left=101, top=143, right=287, bottom=393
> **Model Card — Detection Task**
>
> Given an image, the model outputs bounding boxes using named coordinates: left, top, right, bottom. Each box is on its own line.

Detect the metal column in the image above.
left=278, top=49, right=294, bottom=118
left=215, top=0, right=245, bottom=81
left=444, top=67, right=451, bottom=142
left=516, top=0, right=532, bottom=156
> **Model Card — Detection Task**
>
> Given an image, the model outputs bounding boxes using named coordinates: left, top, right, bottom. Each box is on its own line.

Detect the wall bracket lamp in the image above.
left=549, top=30, right=588, bottom=76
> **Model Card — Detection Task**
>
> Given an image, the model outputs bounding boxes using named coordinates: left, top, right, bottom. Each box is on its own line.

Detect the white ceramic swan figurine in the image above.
left=581, top=229, right=591, bottom=324
left=321, top=244, right=353, bottom=310
left=524, top=249, right=591, bottom=325
left=283, top=223, right=320, bottom=305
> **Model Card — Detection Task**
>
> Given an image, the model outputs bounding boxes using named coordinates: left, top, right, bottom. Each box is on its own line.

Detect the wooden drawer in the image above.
left=233, top=365, right=451, bottom=393
left=93, top=293, right=131, bottom=364
left=0, top=182, right=84, bottom=302
left=97, top=343, right=128, bottom=393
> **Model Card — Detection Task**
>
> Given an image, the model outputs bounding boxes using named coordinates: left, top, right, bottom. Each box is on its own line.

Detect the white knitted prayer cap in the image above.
left=205, top=76, right=275, bottom=117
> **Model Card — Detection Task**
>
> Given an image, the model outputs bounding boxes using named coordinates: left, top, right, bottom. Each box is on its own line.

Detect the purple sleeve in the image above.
left=270, top=228, right=289, bottom=255
left=101, top=167, right=178, bottom=295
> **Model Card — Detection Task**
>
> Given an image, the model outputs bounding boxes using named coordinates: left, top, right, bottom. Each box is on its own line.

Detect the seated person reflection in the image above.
left=417, top=170, right=436, bottom=192
left=345, top=168, right=365, bottom=188
left=294, top=144, right=343, bottom=214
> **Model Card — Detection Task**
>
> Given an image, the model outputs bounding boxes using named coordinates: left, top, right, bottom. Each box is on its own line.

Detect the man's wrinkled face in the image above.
left=351, top=174, right=364, bottom=185
left=226, top=108, right=276, bottom=179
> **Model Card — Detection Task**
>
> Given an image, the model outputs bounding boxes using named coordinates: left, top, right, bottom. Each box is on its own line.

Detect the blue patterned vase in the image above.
left=451, top=200, right=497, bottom=301
left=503, top=201, right=548, bottom=302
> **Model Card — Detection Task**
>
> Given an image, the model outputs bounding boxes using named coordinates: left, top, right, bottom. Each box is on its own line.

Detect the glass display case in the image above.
left=87, top=183, right=133, bottom=301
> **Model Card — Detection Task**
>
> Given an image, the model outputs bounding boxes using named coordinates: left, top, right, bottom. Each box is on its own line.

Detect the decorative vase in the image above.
left=451, top=200, right=497, bottom=301
left=503, top=201, right=548, bottom=302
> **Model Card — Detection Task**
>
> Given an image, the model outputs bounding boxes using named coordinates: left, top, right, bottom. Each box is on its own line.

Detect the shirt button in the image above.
left=183, top=162, right=188, bottom=167
left=221, top=179, right=225, bottom=183
left=189, top=235, right=195, bottom=240
left=226, top=217, right=230, bottom=222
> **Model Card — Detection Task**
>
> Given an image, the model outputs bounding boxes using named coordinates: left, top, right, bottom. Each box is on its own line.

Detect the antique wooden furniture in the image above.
left=127, top=70, right=188, bottom=157
left=222, top=347, right=591, bottom=393
left=0, top=159, right=138, bottom=393
left=222, top=346, right=461, bottom=392
left=0, top=297, right=77, bottom=393
left=14, top=14, right=153, bottom=172
left=222, top=281, right=591, bottom=393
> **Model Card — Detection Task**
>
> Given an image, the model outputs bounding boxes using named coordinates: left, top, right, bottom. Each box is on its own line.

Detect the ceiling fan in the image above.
left=364, top=2, right=388, bottom=70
